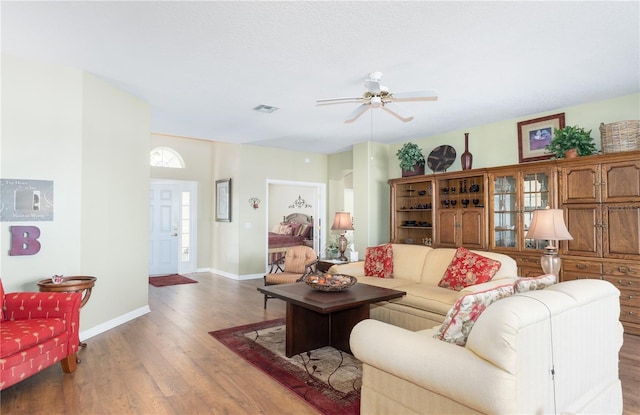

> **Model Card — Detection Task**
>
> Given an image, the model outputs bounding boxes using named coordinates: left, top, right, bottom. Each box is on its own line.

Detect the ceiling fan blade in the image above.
left=344, top=104, right=370, bottom=123
left=382, top=102, right=414, bottom=122
left=316, top=96, right=364, bottom=105
left=390, top=89, right=439, bottom=102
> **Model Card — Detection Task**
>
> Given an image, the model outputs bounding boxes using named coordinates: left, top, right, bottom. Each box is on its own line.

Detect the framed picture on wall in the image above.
left=216, top=178, right=231, bottom=222
left=517, top=113, right=565, bottom=163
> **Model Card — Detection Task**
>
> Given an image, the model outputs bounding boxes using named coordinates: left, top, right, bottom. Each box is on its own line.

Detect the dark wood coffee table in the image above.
left=257, top=282, right=405, bottom=357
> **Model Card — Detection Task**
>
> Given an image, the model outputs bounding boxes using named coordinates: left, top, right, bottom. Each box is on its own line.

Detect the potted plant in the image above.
left=545, top=125, right=599, bottom=159
left=396, top=142, right=425, bottom=177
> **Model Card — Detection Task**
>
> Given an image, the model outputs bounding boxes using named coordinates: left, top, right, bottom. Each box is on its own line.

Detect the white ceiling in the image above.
left=2, top=1, right=639, bottom=154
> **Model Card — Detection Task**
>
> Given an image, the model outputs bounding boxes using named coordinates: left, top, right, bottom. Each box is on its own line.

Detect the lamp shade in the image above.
left=525, top=208, right=573, bottom=241
left=331, top=212, right=354, bottom=231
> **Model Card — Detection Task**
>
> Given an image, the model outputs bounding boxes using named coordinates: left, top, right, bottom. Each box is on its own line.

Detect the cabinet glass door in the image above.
left=493, top=175, right=517, bottom=248
left=523, top=172, right=550, bottom=251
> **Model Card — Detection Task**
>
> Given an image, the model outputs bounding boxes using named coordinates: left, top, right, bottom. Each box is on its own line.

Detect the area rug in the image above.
left=148, top=274, right=198, bottom=287
left=209, top=319, right=361, bottom=415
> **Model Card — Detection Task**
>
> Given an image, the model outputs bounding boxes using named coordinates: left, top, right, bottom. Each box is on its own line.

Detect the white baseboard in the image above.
left=209, top=269, right=263, bottom=280
left=79, top=305, right=151, bottom=342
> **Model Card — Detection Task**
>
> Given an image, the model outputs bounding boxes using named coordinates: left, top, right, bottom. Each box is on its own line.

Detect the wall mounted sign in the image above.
left=9, top=226, right=41, bottom=255
left=0, top=179, right=54, bottom=222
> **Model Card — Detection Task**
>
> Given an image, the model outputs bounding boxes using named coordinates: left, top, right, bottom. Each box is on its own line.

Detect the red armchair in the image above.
left=0, top=278, right=82, bottom=390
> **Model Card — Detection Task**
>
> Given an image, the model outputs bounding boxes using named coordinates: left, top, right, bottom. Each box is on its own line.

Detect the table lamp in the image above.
left=525, top=207, right=573, bottom=276
left=331, top=211, right=354, bottom=261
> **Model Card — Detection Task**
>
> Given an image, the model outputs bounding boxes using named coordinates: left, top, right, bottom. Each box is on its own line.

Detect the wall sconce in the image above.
left=248, top=197, right=260, bottom=210
left=525, top=207, right=573, bottom=276
left=331, top=211, right=354, bottom=261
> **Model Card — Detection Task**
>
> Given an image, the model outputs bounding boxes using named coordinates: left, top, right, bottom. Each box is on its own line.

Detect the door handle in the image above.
left=171, top=233, right=178, bottom=237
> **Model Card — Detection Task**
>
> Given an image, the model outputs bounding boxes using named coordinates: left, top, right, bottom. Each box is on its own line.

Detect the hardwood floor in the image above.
left=1, top=272, right=638, bottom=414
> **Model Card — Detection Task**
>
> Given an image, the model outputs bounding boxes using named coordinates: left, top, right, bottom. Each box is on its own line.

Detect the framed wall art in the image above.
left=216, top=178, right=231, bottom=222
left=0, top=179, right=54, bottom=222
left=517, top=113, right=565, bottom=163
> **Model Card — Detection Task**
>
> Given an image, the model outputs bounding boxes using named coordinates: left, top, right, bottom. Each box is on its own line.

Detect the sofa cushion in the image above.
left=434, top=283, right=514, bottom=346
left=514, top=274, right=556, bottom=293
left=0, top=318, right=67, bottom=358
left=364, top=243, right=394, bottom=278
left=438, top=247, right=502, bottom=291
left=391, top=244, right=433, bottom=282
left=356, top=276, right=412, bottom=290
left=396, top=284, right=461, bottom=316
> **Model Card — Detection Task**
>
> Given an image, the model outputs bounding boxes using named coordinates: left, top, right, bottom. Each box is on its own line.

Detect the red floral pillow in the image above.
left=438, top=247, right=502, bottom=291
left=434, top=284, right=514, bottom=346
left=364, top=243, right=394, bottom=278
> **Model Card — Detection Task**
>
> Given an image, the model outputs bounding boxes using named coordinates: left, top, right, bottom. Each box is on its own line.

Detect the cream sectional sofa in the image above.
left=328, top=244, right=518, bottom=331
left=350, top=279, right=624, bottom=414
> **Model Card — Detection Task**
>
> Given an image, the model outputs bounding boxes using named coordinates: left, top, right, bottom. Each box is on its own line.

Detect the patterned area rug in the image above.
left=209, top=319, right=361, bottom=415
left=148, top=274, right=198, bottom=287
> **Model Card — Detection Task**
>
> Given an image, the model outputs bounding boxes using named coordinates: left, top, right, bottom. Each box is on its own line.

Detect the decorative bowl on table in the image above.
left=302, top=273, right=357, bottom=292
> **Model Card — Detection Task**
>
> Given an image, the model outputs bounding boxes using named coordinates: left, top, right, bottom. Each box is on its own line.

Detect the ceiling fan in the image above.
left=317, top=72, right=438, bottom=123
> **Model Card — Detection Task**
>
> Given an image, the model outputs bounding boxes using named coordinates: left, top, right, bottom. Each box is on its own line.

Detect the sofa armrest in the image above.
left=327, top=261, right=365, bottom=277
left=350, top=319, right=514, bottom=414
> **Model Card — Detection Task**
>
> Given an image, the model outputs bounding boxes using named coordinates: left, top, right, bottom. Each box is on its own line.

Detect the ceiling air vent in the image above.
left=253, top=104, right=279, bottom=113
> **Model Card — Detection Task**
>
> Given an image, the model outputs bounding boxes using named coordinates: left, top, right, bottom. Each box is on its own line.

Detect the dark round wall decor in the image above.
left=427, top=145, right=456, bottom=172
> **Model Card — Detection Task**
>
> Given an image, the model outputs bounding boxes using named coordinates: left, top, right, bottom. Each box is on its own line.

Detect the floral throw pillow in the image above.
left=514, top=274, right=556, bottom=293
left=434, top=284, right=514, bottom=346
left=438, top=247, right=502, bottom=291
left=364, top=243, right=394, bottom=278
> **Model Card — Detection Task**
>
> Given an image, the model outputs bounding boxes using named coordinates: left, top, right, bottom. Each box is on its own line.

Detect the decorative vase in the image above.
left=461, top=133, right=473, bottom=170
left=564, top=148, right=579, bottom=158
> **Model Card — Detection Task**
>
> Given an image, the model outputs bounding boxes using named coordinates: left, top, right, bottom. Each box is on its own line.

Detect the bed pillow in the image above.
left=298, top=224, right=311, bottom=238
left=438, top=247, right=502, bottom=291
left=434, top=284, right=514, bottom=346
left=364, top=243, right=394, bottom=278
left=288, top=222, right=302, bottom=236
left=277, top=223, right=293, bottom=235
left=271, top=224, right=281, bottom=233
left=514, top=274, right=556, bottom=293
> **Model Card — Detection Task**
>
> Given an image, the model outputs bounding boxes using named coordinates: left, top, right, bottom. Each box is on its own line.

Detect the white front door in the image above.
left=149, top=183, right=180, bottom=275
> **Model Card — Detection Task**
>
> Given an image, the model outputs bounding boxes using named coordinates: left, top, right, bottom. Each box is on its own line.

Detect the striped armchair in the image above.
left=0, top=278, right=82, bottom=390
left=263, top=245, right=318, bottom=308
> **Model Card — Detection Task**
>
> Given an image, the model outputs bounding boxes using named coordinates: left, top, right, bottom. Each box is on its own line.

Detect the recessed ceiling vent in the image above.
left=253, top=104, right=279, bottom=113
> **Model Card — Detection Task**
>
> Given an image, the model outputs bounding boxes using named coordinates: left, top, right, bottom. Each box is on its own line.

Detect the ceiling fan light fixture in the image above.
left=253, top=104, right=279, bottom=113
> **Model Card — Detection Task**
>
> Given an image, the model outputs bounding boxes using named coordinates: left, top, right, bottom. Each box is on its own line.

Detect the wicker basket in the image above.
left=600, top=120, right=640, bottom=153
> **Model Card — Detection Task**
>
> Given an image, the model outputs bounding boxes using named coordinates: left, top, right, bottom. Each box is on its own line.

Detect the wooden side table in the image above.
left=317, top=259, right=350, bottom=273
left=37, top=276, right=97, bottom=348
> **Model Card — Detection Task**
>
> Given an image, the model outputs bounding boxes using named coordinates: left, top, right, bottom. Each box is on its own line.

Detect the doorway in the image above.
left=266, top=180, right=326, bottom=268
left=149, top=179, right=197, bottom=275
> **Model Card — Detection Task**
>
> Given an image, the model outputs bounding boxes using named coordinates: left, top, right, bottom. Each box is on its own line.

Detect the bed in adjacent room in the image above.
left=268, top=213, right=314, bottom=265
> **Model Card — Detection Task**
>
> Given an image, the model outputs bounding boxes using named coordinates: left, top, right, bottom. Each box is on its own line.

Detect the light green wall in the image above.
left=388, top=93, right=640, bottom=178
left=1, top=54, right=151, bottom=333
left=325, top=93, right=640, bottom=255
left=210, top=143, right=328, bottom=277
left=150, top=134, right=213, bottom=269
left=268, top=184, right=315, bottom=228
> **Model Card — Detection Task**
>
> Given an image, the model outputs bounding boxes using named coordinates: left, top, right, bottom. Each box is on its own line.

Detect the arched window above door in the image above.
left=150, top=147, right=185, bottom=168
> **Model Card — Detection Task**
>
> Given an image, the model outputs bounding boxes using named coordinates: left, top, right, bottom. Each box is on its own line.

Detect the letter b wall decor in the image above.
left=10, top=226, right=41, bottom=256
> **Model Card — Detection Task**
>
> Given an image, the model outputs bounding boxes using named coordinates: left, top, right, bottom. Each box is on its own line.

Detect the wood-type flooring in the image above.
left=1, top=273, right=638, bottom=414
